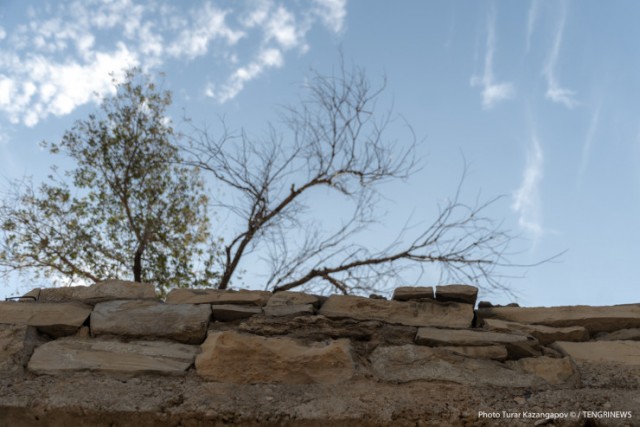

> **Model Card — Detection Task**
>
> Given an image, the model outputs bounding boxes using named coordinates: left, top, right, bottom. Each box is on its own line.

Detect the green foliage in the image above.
left=0, top=68, right=216, bottom=294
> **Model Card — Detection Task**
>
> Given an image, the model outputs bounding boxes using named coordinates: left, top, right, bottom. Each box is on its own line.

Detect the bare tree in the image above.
left=184, top=63, right=530, bottom=296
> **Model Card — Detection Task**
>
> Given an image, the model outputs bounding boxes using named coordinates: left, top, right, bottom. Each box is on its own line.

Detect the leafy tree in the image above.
left=0, top=69, right=214, bottom=294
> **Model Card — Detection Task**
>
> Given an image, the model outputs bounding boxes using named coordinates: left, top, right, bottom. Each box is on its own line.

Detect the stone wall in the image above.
left=1, top=280, right=639, bottom=426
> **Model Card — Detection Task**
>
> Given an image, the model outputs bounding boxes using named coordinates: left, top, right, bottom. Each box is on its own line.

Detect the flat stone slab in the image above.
left=212, top=304, right=261, bottom=321
left=369, top=345, right=542, bottom=388
left=595, top=328, right=640, bottom=341
left=267, top=291, right=321, bottom=307
left=196, top=331, right=354, bottom=384
left=28, top=338, right=198, bottom=375
left=478, top=304, right=640, bottom=334
left=552, top=341, right=640, bottom=366
left=506, top=356, right=579, bottom=386
left=0, top=324, right=40, bottom=373
left=392, top=286, right=434, bottom=301
left=263, top=304, right=314, bottom=317
left=166, top=288, right=270, bottom=306
left=91, top=300, right=210, bottom=344
left=439, top=345, right=508, bottom=361
left=0, top=301, right=91, bottom=337
left=319, top=295, right=473, bottom=328
left=435, top=285, right=478, bottom=305
left=482, top=318, right=589, bottom=345
left=24, top=280, right=157, bottom=305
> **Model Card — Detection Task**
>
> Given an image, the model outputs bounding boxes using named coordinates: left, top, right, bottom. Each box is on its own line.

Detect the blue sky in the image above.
left=1, top=0, right=638, bottom=306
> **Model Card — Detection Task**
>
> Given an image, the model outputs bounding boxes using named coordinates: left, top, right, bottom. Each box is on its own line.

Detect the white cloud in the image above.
left=0, top=0, right=349, bottom=124
left=543, top=4, right=578, bottom=109
left=526, top=0, right=539, bottom=53
left=470, top=12, right=515, bottom=110
left=577, top=104, right=601, bottom=187
left=512, top=135, right=544, bottom=239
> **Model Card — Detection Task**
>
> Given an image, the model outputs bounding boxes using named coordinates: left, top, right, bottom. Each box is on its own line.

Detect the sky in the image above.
left=0, top=0, right=638, bottom=307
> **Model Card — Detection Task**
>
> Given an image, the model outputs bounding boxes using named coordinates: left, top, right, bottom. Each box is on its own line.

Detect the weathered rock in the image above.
left=238, top=315, right=417, bottom=345
left=507, top=356, right=579, bottom=386
left=263, top=304, right=314, bottom=317
left=28, top=337, right=197, bottom=375
left=0, top=324, right=42, bottom=373
left=319, top=295, right=473, bottom=328
left=552, top=341, right=640, bottom=366
left=478, top=304, right=640, bottom=334
left=439, top=345, right=508, bottom=361
left=482, top=318, right=589, bottom=345
left=196, top=331, right=354, bottom=384
left=0, top=301, right=91, bottom=337
left=266, top=291, right=321, bottom=308
left=435, top=285, right=478, bottom=305
left=166, top=288, right=271, bottom=306
left=212, top=304, right=261, bottom=321
left=415, top=327, right=540, bottom=359
left=595, top=328, right=640, bottom=341
left=28, top=280, right=157, bottom=305
left=91, top=300, right=210, bottom=344
left=392, top=286, right=434, bottom=301
left=369, top=345, right=542, bottom=387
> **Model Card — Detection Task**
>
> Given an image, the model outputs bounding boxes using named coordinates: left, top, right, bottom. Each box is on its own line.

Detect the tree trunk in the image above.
left=133, top=247, right=143, bottom=283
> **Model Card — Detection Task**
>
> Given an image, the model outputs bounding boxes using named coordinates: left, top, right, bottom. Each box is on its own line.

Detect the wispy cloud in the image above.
left=470, top=12, right=515, bottom=110
left=577, top=104, right=601, bottom=187
left=543, top=3, right=578, bottom=108
left=0, top=0, right=348, bottom=126
left=512, top=134, right=544, bottom=239
left=525, top=0, right=539, bottom=53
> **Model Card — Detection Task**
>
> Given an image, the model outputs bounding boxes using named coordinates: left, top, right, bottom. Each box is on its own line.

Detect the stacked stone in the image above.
left=1, top=280, right=640, bottom=389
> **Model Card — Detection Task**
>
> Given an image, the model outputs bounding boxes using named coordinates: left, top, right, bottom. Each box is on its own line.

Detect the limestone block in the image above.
left=439, top=345, right=508, bottom=361
left=266, top=291, right=321, bottom=307
left=196, top=331, right=354, bottom=384
left=0, top=324, right=41, bottom=373
left=415, top=326, right=540, bottom=359
left=31, top=280, right=156, bottom=305
left=482, top=318, right=589, bottom=345
left=318, top=295, right=473, bottom=328
left=595, top=328, right=640, bottom=341
left=28, top=337, right=197, bottom=375
left=369, top=345, right=541, bottom=387
left=91, top=300, right=210, bottom=344
left=435, top=285, right=478, bottom=305
left=263, top=304, right=314, bottom=317
left=211, top=304, right=262, bottom=321
left=0, top=301, right=91, bottom=337
left=166, top=288, right=271, bottom=306
left=477, top=304, right=640, bottom=334
left=552, top=341, right=640, bottom=366
left=507, top=356, right=579, bottom=386
left=392, top=286, right=434, bottom=301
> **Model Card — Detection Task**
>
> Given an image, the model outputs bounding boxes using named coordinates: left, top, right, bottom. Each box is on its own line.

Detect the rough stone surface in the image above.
left=552, top=341, right=640, bottom=365
left=506, top=356, right=579, bottom=386
left=482, top=318, right=590, bottom=345
left=262, top=304, right=314, bottom=317
left=91, top=300, right=210, bottom=344
left=319, top=295, right=473, bottom=328
left=196, top=331, right=354, bottom=384
left=435, top=284, right=478, bottom=305
left=478, top=304, right=640, bottom=334
left=211, top=304, right=261, bottom=321
left=27, top=280, right=157, bottom=305
left=0, top=324, right=41, bottom=373
left=28, top=338, right=197, bottom=375
left=266, top=291, right=321, bottom=307
left=595, top=328, right=640, bottom=341
left=369, top=345, right=542, bottom=388
left=0, top=301, right=91, bottom=337
left=166, top=288, right=270, bottom=306
left=439, top=345, right=508, bottom=361
left=392, top=286, right=434, bottom=301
